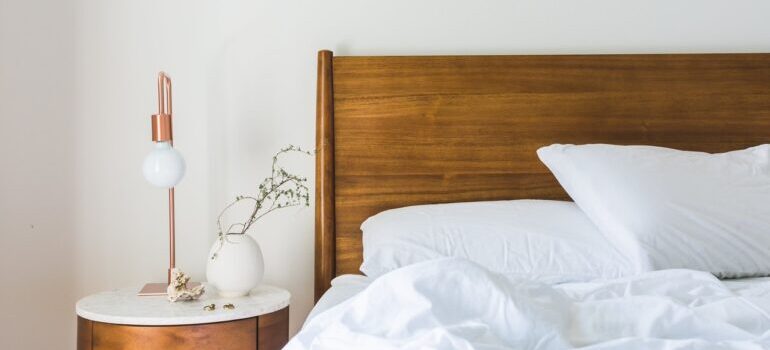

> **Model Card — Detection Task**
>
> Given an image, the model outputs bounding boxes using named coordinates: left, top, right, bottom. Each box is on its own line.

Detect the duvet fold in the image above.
left=287, top=258, right=770, bottom=349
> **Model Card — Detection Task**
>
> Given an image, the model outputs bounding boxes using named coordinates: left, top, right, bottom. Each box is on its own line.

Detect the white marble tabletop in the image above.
left=76, top=284, right=290, bottom=326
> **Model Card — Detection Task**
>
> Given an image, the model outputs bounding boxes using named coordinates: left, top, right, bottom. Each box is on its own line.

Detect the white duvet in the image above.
left=287, top=258, right=770, bottom=350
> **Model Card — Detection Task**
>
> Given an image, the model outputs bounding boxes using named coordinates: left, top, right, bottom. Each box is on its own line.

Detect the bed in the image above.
left=298, top=50, right=770, bottom=349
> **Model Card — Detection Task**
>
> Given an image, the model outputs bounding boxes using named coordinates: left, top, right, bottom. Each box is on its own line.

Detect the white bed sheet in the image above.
left=306, top=274, right=770, bottom=327
left=297, top=261, right=770, bottom=349
left=304, top=274, right=371, bottom=326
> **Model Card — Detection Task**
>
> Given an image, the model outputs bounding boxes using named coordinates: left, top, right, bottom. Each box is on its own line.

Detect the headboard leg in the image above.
left=315, top=50, right=336, bottom=302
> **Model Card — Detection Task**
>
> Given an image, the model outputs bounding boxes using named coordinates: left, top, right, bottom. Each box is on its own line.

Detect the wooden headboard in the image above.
left=314, top=50, right=770, bottom=300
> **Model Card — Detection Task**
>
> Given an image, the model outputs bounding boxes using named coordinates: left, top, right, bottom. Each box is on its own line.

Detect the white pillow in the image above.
left=537, top=144, right=770, bottom=278
left=360, top=200, right=640, bottom=282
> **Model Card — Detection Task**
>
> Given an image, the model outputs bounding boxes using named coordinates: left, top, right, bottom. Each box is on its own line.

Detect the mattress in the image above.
left=304, top=273, right=770, bottom=326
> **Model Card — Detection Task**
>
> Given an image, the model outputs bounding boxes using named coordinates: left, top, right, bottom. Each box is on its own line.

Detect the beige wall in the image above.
left=3, top=0, right=770, bottom=348
left=0, top=0, right=76, bottom=348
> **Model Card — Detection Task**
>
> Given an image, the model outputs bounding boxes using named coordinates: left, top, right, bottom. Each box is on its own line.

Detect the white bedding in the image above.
left=361, top=200, right=639, bottom=282
left=537, top=143, right=770, bottom=278
left=291, top=259, right=770, bottom=349
left=304, top=274, right=371, bottom=326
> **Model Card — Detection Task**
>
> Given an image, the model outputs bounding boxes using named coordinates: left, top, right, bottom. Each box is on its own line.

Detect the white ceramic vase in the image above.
left=206, top=234, right=264, bottom=297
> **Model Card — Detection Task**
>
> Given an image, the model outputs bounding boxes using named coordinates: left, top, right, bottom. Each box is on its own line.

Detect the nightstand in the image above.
left=76, top=284, right=290, bottom=350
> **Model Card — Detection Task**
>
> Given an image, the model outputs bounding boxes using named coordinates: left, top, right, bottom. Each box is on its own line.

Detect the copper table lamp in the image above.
left=138, top=72, right=186, bottom=296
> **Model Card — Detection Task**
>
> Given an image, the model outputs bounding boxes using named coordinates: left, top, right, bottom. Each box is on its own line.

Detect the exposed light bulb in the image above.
left=143, top=141, right=186, bottom=188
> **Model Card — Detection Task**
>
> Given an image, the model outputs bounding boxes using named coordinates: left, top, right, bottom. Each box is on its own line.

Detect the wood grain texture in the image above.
left=88, top=318, right=256, bottom=350
left=258, top=307, right=289, bottom=350
left=77, top=308, right=289, bottom=350
left=78, top=317, right=93, bottom=350
left=315, top=52, right=770, bottom=296
left=315, top=50, right=336, bottom=302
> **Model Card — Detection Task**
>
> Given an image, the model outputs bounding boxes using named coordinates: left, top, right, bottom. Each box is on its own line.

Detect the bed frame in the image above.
left=314, top=50, right=770, bottom=301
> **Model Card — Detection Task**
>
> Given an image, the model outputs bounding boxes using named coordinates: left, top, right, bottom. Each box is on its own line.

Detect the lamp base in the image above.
left=137, top=282, right=203, bottom=296
left=138, top=283, right=169, bottom=296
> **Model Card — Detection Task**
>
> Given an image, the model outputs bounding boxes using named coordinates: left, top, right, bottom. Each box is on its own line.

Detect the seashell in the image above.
left=167, top=268, right=205, bottom=302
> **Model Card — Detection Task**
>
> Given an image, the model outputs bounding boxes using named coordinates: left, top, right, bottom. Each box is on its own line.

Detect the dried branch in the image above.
left=215, top=144, right=312, bottom=240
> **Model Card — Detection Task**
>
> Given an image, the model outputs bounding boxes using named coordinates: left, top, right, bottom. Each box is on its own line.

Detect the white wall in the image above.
left=3, top=0, right=770, bottom=348
left=0, top=0, right=76, bottom=348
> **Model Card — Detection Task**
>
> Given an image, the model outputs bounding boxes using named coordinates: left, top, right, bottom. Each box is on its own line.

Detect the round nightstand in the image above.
left=76, top=284, right=290, bottom=350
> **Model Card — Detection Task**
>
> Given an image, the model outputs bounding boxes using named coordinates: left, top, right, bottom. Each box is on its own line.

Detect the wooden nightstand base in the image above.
left=78, top=306, right=288, bottom=350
